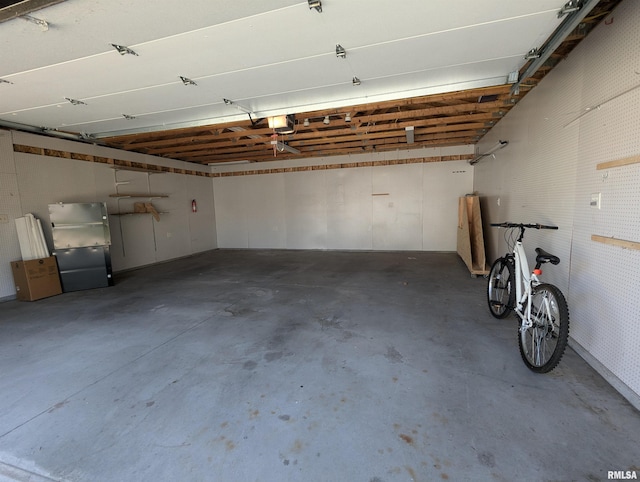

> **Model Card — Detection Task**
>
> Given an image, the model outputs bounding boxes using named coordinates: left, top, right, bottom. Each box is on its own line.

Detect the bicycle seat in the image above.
left=535, top=248, right=560, bottom=265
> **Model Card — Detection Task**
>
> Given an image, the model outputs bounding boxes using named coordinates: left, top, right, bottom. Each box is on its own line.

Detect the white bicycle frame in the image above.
left=512, top=241, right=541, bottom=330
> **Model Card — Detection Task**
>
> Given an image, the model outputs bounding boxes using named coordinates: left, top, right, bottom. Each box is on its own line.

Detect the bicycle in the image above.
left=486, top=223, right=569, bottom=373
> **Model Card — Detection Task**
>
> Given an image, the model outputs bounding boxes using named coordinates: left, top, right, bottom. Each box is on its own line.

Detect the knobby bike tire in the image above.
left=487, top=257, right=515, bottom=319
left=518, top=283, right=570, bottom=373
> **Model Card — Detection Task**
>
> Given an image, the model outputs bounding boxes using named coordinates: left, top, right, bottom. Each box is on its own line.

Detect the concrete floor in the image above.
left=0, top=250, right=638, bottom=482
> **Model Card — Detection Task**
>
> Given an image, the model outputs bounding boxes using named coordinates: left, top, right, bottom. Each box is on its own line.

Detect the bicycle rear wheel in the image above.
left=487, top=257, right=515, bottom=318
left=518, top=283, right=569, bottom=373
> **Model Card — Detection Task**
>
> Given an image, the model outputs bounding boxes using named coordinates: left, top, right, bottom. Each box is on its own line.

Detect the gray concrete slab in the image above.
left=0, top=250, right=638, bottom=481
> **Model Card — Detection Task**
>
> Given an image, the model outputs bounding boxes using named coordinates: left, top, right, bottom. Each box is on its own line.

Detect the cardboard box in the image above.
left=11, top=256, right=62, bottom=301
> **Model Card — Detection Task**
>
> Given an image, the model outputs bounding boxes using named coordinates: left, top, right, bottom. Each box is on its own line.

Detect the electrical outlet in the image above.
left=0, top=214, right=9, bottom=224
left=590, top=193, right=601, bottom=209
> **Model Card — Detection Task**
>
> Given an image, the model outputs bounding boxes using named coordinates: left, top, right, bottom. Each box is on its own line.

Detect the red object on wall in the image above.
left=191, top=199, right=197, bottom=213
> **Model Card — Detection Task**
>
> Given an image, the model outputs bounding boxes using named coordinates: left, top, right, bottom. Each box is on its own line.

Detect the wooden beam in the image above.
left=170, top=124, right=483, bottom=160
left=106, top=99, right=508, bottom=150
left=592, top=235, right=640, bottom=251
left=186, top=137, right=476, bottom=163
left=146, top=113, right=495, bottom=157
left=110, top=83, right=514, bottom=142
left=596, top=154, right=640, bottom=170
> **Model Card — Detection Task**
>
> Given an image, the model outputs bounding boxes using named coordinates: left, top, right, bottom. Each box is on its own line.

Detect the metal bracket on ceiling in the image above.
left=179, top=76, right=197, bottom=86
left=111, top=44, right=138, bottom=56
left=65, top=97, right=86, bottom=106
left=524, top=48, right=541, bottom=60
left=558, top=0, right=581, bottom=18
left=308, top=0, right=322, bottom=13
left=405, top=126, right=415, bottom=144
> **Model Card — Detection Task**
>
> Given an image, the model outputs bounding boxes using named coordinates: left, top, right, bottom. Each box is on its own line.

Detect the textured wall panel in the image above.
left=284, top=171, right=328, bottom=249
left=0, top=131, right=23, bottom=299
left=0, top=130, right=16, bottom=174
left=474, top=0, right=640, bottom=400
left=213, top=150, right=476, bottom=252
left=372, top=164, right=423, bottom=251
left=422, top=160, right=473, bottom=250
left=15, top=154, right=98, bottom=252
left=213, top=176, right=249, bottom=249
left=326, top=167, right=373, bottom=250
left=108, top=168, right=156, bottom=269
left=244, top=174, right=286, bottom=249
left=186, top=175, right=217, bottom=253
left=150, top=173, right=191, bottom=263
left=113, top=214, right=157, bottom=268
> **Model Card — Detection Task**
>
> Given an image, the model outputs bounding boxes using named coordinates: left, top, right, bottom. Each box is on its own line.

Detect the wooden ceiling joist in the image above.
left=146, top=113, right=495, bottom=158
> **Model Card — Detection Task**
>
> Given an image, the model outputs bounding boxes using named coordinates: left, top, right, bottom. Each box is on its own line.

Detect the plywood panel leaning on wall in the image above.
left=457, top=195, right=488, bottom=276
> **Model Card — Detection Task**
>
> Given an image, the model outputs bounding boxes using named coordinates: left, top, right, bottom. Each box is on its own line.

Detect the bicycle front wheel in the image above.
left=519, top=283, right=569, bottom=373
left=487, top=257, right=515, bottom=318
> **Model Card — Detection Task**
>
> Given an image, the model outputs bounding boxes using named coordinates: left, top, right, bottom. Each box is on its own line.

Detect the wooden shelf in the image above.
left=51, top=222, right=106, bottom=228
left=596, top=154, right=640, bottom=171
left=111, top=212, right=169, bottom=216
left=592, top=234, right=640, bottom=251
left=109, top=193, right=168, bottom=198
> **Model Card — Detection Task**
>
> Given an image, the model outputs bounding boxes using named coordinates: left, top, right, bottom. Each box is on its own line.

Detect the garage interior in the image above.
left=1, top=1, right=639, bottom=481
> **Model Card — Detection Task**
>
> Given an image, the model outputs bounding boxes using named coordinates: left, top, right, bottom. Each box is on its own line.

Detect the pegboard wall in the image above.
left=570, top=0, right=640, bottom=402
left=474, top=0, right=640, bottom=405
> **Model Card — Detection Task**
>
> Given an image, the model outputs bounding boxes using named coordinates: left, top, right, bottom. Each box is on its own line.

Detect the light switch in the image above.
left=590, top=193, right=601, bottom=209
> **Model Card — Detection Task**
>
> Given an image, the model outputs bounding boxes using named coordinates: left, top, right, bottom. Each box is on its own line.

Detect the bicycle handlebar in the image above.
left=490, top=222, right=558, bottom=230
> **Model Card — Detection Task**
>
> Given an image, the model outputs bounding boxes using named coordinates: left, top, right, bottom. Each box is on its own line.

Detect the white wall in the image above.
left=0, top=130, right=24, bottom=300
left=474, top=0, right=640, bottom=406
left=0, top=130, right=217, bottom=300
left=213, top=147, right=474, bottom=251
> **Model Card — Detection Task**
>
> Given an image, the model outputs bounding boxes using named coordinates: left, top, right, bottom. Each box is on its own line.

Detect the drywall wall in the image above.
left=0, top=130, right=217, bottom=300
left=474, top=0, right=640, bottom=406
left=213, top=147, right=474, bottom=251
left=0, top=131, right=23, bottom=301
